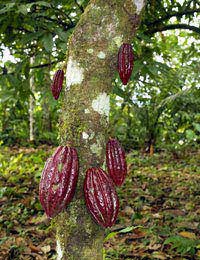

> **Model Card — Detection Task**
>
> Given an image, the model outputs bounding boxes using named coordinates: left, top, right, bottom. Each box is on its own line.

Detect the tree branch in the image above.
left=34, top=15, right=75, bottom=31
left=0, top=59, right=63, bottom=77
left=147, top=23, right=200, bottom=34
left=185, top=0, right=194, bottom=9
left=30, top=60, right=62, bottom=69
left=54, top=8, right=75, bottom=28
left=74, top=0, right=84, bottom=13
left=146, top=8, right=200, bottom=26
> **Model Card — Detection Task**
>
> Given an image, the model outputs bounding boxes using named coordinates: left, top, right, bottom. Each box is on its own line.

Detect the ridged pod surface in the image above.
left=51, top=69, right=64, bottom=100
left=106, top=138, right=127, bottom=186
left=118, top=43, right=134, bottom=85
left=84, top=167, right=119, bottom=228
left=39, top=146, right=78, bottom=218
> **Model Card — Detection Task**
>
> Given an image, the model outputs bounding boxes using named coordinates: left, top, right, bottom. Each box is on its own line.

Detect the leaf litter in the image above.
left=0, top=146, right=199, bottom=259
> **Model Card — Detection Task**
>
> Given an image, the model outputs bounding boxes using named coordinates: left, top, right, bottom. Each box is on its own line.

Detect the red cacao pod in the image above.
left=51, top=69, right=64, bottom=100
left=39, top=146, right=78, bottom=218
left=106, top=138, right=127, bottom=186
left=118, top=43, right=134, bottom=85
left=84, top=167, right=119, bottom=228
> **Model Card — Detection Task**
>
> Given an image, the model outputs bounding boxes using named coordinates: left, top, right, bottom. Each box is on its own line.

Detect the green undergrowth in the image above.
left=0, top=146, right=199, bottom=259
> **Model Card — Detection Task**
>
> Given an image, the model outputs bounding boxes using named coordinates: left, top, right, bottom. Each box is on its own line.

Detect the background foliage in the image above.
left=0, top=0, right=199, bottom=153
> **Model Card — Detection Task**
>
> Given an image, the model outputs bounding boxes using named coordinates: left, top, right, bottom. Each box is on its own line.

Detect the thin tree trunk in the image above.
left=56, top=1, right=145, bottom=259
left=42, top=65, right=52, bottom=133
left=29, top=56, right=35, bottom=142
left=1, top=105, right=7, bottom=133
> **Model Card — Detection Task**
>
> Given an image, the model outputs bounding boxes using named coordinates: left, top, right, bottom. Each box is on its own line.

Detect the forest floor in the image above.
left=0, top=146, right=200, bottom=260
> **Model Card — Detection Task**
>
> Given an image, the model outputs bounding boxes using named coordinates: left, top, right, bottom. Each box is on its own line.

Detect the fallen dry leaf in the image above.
left=41, top=245, right=51, bottom=254
left=179, top=231, right=196, bottom=239
left=29, top=244, right=41, bottom=253
left=164, top=209, right=186, bottom=216
left=148, top=243, right=162, bottom=250
left=30, top=252, right=44, bottom=260
left=152, top=251, right=167, bottom=259
left=15, top=237, right=25, bottom=246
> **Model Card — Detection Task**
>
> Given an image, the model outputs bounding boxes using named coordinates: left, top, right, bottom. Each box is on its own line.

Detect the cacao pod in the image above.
left=51, top=69, right=64, bottom=100
left=84, top=167, right=119, bottom=228
left=106, top=138, right=127, bottom=186
left=39, top=146, right=78, bottom=218
left=118, top=43, right=134, bottom=85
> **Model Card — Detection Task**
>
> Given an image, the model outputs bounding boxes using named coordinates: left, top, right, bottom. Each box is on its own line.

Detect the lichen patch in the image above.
left=84, top=108, right=90, bottom=114
left=90, top=141, right=102, bottom=157
left=66, top=57, right=84, bottom=89
left=87, top=48, right=94, bottom=54
left=97, top=51, right=106, bottom=59
left=133, top=0, right=145, bottom=14
left=113, top=36, right=123, bottom=47
left=91, top=92, right=110, bottom=117
left=82, top=132, right=89, bottom=139
left=56, top=239, right=63, bottom=260
left=89, top=132, right=95, bottom=140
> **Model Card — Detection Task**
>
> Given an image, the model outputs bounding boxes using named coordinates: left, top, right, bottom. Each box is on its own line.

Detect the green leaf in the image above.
left=21, top=32, right=43, bottom=45
left=0, top=90, right=17, bottom=103
left=0, top=3, right=15, bottom=14
left=164, top=236, right=198, bottom=255
left=57, top=41, right=67, bottom=53
left=104, top=225, right=143, bottom=242
left=118, top=225, right=142, bottom=233
left=41, top=33, right=53, bottom=52
left=185, top=129, right=197, bottom=140
left=119, top=226, right=135, bottom=233
left=56, top=29, right=70, bottom=41
left=137, top=32, right=152, bottom=43
left=193, top=123, right=200, bottom=133
left=131, top=60, right=144, bottom=77
left=17, top=5, right=28, bottom=15
left=113, top=85, right=126, bottom=99
left=104, top=231, right=117, bottom=242
left=35, top=1, right=51, bottom=7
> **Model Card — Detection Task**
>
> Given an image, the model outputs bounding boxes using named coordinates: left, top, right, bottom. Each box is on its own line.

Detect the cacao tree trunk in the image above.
left=56, top=0, right=145, bottom=259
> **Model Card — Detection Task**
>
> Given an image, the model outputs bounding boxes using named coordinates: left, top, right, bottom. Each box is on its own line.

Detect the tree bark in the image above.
left=29, top=56, right=35, bottom=142
left=56, top=0, right=145, bottom=259
left=42, top=65, right=52, bottom=133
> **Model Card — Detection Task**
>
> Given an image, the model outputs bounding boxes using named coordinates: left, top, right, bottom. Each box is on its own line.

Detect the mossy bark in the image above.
left=56, top=0, right=145, bottom=259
